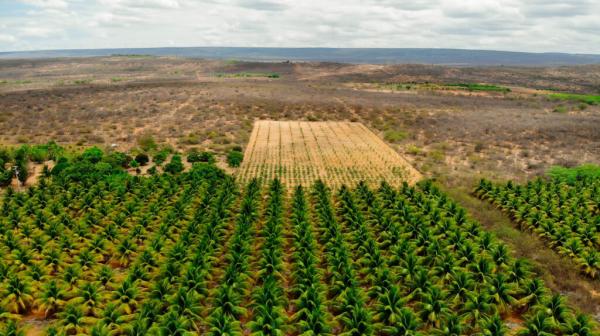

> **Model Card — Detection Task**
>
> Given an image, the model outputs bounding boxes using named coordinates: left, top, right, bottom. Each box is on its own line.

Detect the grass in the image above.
left=383, top=129, right=408, bottom=142
left=379, top=82, right=511, bottom=93
left=548, top=93, right=600, bottom=105
left=446, top=83, right=511, bottom=93
left=441, top=183, right=600, bottom=316
left=215, top=72, right=280, bottom=79
left=0, top=80, right=32, bottom=85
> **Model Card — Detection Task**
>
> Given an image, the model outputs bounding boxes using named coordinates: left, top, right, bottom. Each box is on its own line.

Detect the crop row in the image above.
left=0, top=172, right=596, bottom=335
left=476, top=177, right=600, bottom=279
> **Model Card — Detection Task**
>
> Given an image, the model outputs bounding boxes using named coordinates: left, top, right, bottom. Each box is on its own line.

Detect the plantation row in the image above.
left=0, top=165, right=596, bottom=334
left=476, top=175, right=600, bottom=279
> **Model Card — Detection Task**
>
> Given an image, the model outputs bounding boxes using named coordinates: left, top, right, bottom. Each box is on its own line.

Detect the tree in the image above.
left=81, top=147, right=103, bottom=163
left=164, top=155, right=184, bottom=174
left=134, top=153, right=149, bottom=166
left=227, top=150, right=243, bottom=167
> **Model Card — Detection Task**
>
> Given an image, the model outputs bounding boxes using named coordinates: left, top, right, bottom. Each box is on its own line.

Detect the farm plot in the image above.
left=476, top=171, right=600, bottom=279
left=237, top=120, right=421, bottom=187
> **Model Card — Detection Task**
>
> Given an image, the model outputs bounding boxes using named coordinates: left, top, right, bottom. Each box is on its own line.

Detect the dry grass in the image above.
left=237, top=120, right=421, bottom=187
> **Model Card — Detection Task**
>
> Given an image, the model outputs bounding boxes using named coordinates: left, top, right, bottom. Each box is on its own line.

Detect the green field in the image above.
left=0, top=145, right=596, bottom=335
left=476, top=165, right=600, bottom=280
left=215, top=72, right=280, bottom=78
left=548, top=93, right=600, bottom=105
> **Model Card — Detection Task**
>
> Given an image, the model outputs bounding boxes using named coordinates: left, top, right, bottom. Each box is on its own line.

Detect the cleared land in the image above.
left=238, top=120, right=421, bottom=187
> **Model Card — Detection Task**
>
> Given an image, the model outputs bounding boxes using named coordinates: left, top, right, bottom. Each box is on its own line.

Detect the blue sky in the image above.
left=1, top=0, right=599, bottom=53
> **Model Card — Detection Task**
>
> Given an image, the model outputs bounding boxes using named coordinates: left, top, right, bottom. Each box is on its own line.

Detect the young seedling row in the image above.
left=237, top=121, right=422, bottom=188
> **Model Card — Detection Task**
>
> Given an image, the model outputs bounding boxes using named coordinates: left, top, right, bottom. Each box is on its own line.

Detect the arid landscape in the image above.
left=1, top=56, right=599, bottom=186
left=1, top=56, right=600, bottom=335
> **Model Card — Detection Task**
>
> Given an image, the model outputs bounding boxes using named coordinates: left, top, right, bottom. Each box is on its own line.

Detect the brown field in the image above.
left=238, top=120, right=421, bottom=187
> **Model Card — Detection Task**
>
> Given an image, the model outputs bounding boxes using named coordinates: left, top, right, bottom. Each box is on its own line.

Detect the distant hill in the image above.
left=1, top=47, right=600, bottom=66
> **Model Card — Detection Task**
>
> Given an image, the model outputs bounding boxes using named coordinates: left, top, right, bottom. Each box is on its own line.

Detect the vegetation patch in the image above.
left=215, top=72, right=280, bottom=78
left=476, top=168, right=600, bottom=280
left=548, top=93, right=600, bottom=105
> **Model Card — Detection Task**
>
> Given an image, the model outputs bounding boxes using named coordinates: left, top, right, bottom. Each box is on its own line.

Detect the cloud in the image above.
left=1, top=0, right=599, bottom=54
left=236, top=0, right=288, bottom=11
left=0, top=34, right=17, bottom=43
left=18, top=0, right=68, bottom=9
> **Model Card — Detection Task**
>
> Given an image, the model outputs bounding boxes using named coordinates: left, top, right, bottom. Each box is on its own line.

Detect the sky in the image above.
left=1, top=0, right=599, bottom=54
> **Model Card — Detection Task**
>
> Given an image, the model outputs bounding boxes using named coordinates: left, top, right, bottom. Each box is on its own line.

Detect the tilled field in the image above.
left=237, top=120, right=421, bottom=187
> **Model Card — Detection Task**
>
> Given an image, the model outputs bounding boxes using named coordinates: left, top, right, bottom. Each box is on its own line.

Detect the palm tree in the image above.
left=207, top=312, right=241, bottom=336
left=339, top=304, right=373, bottom=336
left=374, top=285, right=406, bottom=326
left=478, top=314, right=507, bottom=336
left=486, top=274, right=515, bottom=314
left=517, top=312, right=554, bottom=336
left=432, top=313, right=462, bottom=336
left=0, top=320, right=25, bottom=336
left=461, top=291, right=494, bottom=323
left=560, top=313, right=595, bottom=336
left=2, top=275, right=34, bottom=314
left=536, top=294, right=568, bottom=327
left=381, top=308, right=421, bottom=336
left=59, top=303, right=88, bottom=335
left=418, top=286, right=449, bottom=328
left=156, top=310, right=192, bottom=336
left=37, top=280, right=66, bottom=318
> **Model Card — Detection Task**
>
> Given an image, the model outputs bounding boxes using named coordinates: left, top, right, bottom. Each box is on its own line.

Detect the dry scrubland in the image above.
left=238, top=120, right=421, bottom=187
left=1, top=57, right=599, bottom=185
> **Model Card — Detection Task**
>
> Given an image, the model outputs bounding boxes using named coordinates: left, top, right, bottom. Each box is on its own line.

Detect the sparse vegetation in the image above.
left=549, top=93, right=600, bottom=105
left=215, top=72, right=280, bottom=78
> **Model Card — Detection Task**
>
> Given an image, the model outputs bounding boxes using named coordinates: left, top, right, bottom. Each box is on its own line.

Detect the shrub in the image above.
left=137, top=133, right=157, bottom=152
left=227, top=150, right=243, bottom=167
left=187, top=150, right=215, bottom=164
left=81, top=147, right=103, bottom=163
left=152, top=151, right=167, bottom=166
left=104, top=152, right=131, bottom=168
left=384, top=130, right=409, bottom=143
left=130, top=160, right=140, bottom=168
left=16, top=160, right=28, bottom=184
left=147, top=166, right=158, bottom=175
left=134, top=153, right=149, bottom=166
left=164, top=155, right=184, bottom=174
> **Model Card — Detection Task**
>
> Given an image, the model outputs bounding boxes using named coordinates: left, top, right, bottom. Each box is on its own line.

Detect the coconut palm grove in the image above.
left=0, top=145, right=598, bottom=335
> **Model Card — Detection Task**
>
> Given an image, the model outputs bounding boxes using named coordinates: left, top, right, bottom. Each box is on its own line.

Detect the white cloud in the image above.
left=1, top=0, right=599, bottom=53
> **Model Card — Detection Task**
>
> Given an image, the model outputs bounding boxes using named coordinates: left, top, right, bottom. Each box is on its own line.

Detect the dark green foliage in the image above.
left=447, top=83, right=511, bottom=93
left=164, top=155, right=184, bottom=174
left=104, top=152, right=132, bottom=168
left=187, top=150, right=215, bottom=164
left=153, top=150, right=168, bottom=165
left=226, top=150, right=243, bottom=167
left=134, top=153, right=149, bottom=166
left=81, top=146, right=104, bottom=163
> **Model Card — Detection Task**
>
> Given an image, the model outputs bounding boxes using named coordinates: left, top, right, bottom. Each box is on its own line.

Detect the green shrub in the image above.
left=553, top=105, right=568, bottom=113
left=137, top=134, right=157, bottom=152
left=547, top=164, right=600, bottom=182
left=383, top=130, right=408, bottom=143
left=104, top=152, right=131, bottom=168
left=153, top=150, right=168, bottom=165
left=187, top=150, right=215, bottom=164
left=227, top=150, right=243, bottom=167
left=134, top=153, right=149, bottom=166
left=164, top=155, right=184, bottom=174
left=81, top=147, right=103, bottom=163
